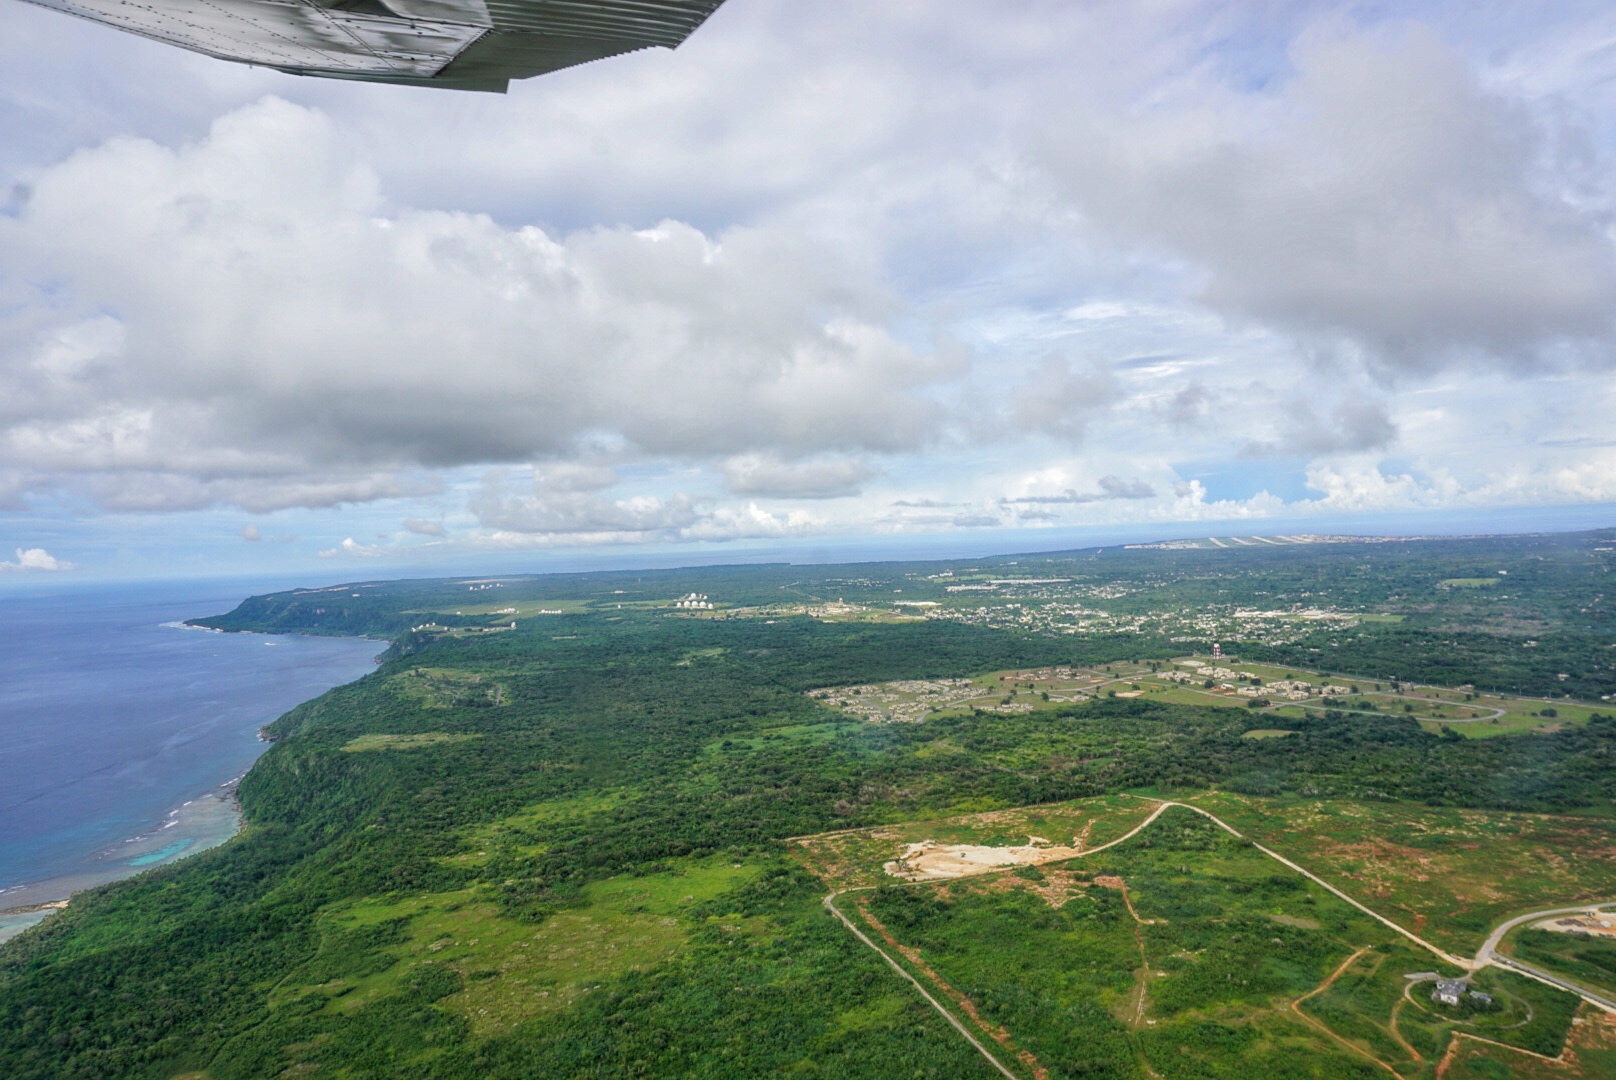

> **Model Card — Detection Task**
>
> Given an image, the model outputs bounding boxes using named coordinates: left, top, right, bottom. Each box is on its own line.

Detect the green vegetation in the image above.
left=342, top=732, right=480, bottom=752
left=1187, top=793, right=1616, bottom=956
left=793, top=795, right=1158, bottom=891
left=1507, top=926, right=1616, bottom=1001
left=4, top=530, right=1616, bottom=1077
left=847, top=808, right=1581, bottom=1078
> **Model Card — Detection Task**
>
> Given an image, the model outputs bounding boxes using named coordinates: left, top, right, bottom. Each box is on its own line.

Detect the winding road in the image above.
left=820, top=798, right=1616, bottom=1079
left=1471, top=904, right=1616, bottom=1012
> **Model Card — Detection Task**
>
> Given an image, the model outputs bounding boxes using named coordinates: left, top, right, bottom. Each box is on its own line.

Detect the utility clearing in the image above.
left=797, top=794, right=1616, bottom=1080
left=884, top=836, right=1087, bottom=880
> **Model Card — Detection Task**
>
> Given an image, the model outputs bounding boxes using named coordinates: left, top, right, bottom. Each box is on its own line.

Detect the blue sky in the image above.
left=2, top=1, right=1616, bottom=581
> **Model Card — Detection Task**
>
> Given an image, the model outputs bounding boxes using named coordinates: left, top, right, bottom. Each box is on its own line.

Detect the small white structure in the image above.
left=1432, top=978, right=1465, bottom=1006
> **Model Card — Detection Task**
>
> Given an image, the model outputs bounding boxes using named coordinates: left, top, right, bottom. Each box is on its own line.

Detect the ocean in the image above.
left=0, top=580, right=380, bottom=940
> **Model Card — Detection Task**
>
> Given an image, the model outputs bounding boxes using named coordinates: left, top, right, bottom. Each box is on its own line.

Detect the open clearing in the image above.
left=790, top=795, right=1160, bottom=892
left=803, top=803, right=1596, bottom=1079
left=274, top=855, right=762, bottom=1038
left=1184, top=793, right=1616, bottom=959
left=341, top=732, right=481, bottom=752
left=807, top=656, right=1611, bottom=740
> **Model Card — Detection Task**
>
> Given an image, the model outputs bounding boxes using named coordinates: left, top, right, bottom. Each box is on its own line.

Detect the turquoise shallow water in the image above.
left=127, top=838, right=195, bottom=866
left=0, top=580, right=379, bottom=925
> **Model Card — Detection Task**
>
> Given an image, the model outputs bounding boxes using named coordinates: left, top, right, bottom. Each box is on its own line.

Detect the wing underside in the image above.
left=21, top=0, right=726, bottom=91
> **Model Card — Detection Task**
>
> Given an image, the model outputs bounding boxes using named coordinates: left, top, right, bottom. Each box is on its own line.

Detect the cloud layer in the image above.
left=1045, top=26, right=1616, bottom=374
left=1, top=1, right=1615, bottom=565
left=0, top=98, right=943, bottom=512
left=0, top=547, right=73, bottom=572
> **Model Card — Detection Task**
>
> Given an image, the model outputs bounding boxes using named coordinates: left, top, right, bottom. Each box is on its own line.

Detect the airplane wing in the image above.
left=18, top=0, right=728, bottom=92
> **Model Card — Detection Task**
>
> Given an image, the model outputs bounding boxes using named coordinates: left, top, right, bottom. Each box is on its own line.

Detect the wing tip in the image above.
left=277, top=66, right=510, bottom=93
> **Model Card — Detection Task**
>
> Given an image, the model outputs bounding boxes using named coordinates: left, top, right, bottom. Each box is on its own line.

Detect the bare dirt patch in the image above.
left=980, top=868, right=1091, bottom=909
left=791, top=794, right=1158, bottom=892
left=884, top=836, right=1088, bottom=881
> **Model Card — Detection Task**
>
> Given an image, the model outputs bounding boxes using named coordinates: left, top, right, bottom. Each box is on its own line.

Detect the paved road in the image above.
left=821, top=800, right=1174, bottom=1079
left=1271, top=695, right=1507, bottom=723
left=1468, top=903, right=1616, bottom=1013
left=1475, top=905, right=1613, bottom=966
left=1489, top=954, right=1616, bottom=1012
left=1158, top=801, right=1472, bottom=967
left=822, top=794, right=1616, bottom=1080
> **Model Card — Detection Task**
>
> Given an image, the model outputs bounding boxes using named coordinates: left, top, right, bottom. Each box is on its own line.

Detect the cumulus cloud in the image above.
left=0, top=98, right=948, bottom=513
left=5, top=3, right=1616, bottom=554
left=0, top=546, right=73, bottom=571
left=318, top=537, right=385, bottom=558
left=723, top=454, right=873, bottom=498
left=1005, top=475, right=1157, bottom=504
left=471, top=469, right=701, bottom=535
left=403, top=518, right=448, bottom=537
left=468, top=468, right=811, bottom=544
left=1046, top=26, right=1616, bottom=373
left=1245, top=397, right=1399, bottom=456
left=1004, top=357, right=1118, bottom=442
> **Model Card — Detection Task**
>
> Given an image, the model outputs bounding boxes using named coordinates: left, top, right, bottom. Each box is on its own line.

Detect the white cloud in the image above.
left=1005, top=475, right=1157, bottom=505
left=470, top=470, right=703, bottom=536
left=2, top=3, right=1616, bottom=563
left=1244, top=397, right=1399, bottom=457
left=466, top=467, right=813, bottom=545
left=1003, top=357, right=1119, bottom=442
left=0, top=98, right=947, bottom=515
left=0, top=546, right=74, bottom=571
left=239, top=524, right=261, bottom=541
left=403, top=518, right=447, bottom=538
left=1044, top=25, right=1616, bottom=374
left=723, top=453, right=873, bottom=498
left=318, top=537, right=385, bottom=558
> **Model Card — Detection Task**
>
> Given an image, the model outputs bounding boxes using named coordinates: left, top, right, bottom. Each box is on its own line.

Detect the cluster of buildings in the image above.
left=673, top=593, right=714, bottom=610
left=917, top=583, right=1362, bottom=649
left=807, top=679, right=978, bottom=722
left=1538, top=912, right=1616, bottom=939
left=1241, top=679, right=1351, bottom=701
left=1166, top=660, right=1351, bottom=700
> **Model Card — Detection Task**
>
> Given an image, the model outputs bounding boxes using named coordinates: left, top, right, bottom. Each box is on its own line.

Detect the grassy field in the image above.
left=270, top=855, right=764, bottom=1038
left=790, top=795, right=1159, bottom=892
left=818, top=806, right=1585, bottom=1079
left=1299, top=955, right=1582, bottom=1074
left=805, top=652, right=1610, bottom=745
left=341, top=732, right=481, bottom=752
left=423, top=598, right=594, bottom=617
left=1186, top=793, right=1616, bottom=957
left=1503, top=924, right=1616, bottom=1002
left=387, top=666, right=511, bottom=709
left=1440, top=1009, right=1616, bottom=1079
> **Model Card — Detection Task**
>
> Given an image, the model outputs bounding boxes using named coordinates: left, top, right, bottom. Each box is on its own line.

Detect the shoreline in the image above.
left=0, top=779, right=246, bottom=943
left=0, top=601, right=385, bottom=949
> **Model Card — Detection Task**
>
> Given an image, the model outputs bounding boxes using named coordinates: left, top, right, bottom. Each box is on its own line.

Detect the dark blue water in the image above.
left=0, top=580, right=380, bottom=897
